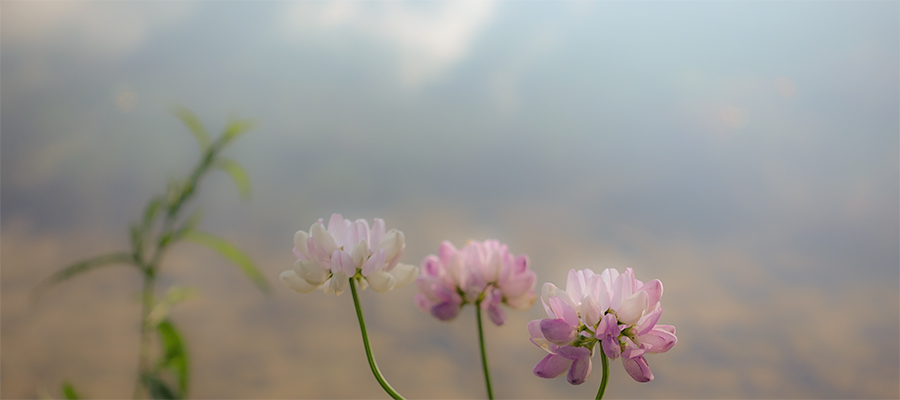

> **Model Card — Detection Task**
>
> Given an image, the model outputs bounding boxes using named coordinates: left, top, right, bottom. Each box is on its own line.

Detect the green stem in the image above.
left=134, top=268, right=156, bottom=399
left=349, top=278, right=405, bottom=400
left=475, top=304, right=494, bottom=400
left=595, top=348, right=609, bottom=400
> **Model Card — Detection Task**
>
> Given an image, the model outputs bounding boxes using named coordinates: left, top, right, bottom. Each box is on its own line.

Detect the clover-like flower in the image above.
left=414, top=239, right=537, bottom=325
left=529, top=268, right=676, bottom=385
left=280, top=214, right=418, bottom=295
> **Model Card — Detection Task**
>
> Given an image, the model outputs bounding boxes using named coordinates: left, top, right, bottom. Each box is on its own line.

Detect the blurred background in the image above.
left=2, top=1, right=898, bottom=399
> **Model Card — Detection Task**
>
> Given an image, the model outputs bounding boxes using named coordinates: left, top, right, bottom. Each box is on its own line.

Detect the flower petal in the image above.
left=279, top=270, right=319, bottom=293
left=431, top=301, right=461, bottom=321
left=580, top=295, right=602, bottom=328
left=617, top=290, right=649, bottom=326
left=556, top=345, right=591, bottom=360
left=388, top=263, right=419, bottom=288
left=622, top=355, right=654, bottom=382
left=527, top=319, right=544, bottom=339
left=379, top=229, right=405, bottom=263
left=548, top=296, right=579, bottom=327
left=567, top=355, right=592, bottom=385
left=533, top=354, right=571, bottom=379
left=328, top=273, right=349, bottom=296
left=639, top=279, right=663, bottom=307
left=351, top=239, right=369, bottom=269
left=540, top=318, right=576, bottom=345
left=296, top=259, right=329, bottom=285
left=361, top=248, right=386, bottom=277
left=293, top=230, right=310, bottom=259
left=487, top=303, right=506, bottom=326
left=367, top=271, right=396, bottom=293
left=311, top=221, right=338, bottom=254
left=641, top=327, right=677, bottom=354
left=602, top=337, right=621, bottom=359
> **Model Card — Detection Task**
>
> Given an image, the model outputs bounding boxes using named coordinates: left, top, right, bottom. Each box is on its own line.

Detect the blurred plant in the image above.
left=33, top=107, right=270, bottom=399
left=414, top=240, right=537, bottom=399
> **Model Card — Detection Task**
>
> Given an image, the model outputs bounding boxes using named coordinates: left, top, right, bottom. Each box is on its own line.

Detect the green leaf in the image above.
left=180, top=229, right=271, bottom=293
left=215, top=158, right=252, bottom=200
left=142, top=374, right=179, bottom=400
left=142, top=197, right=165, bottom=233
left=61, top=381, right=81, bottom=400
left=220, top=118, right=255, bottom=144
left=33, top=253, right=136, bottom=300
left=173, top=106, right=210, bottom=151
left=147, top=286, right=195, bottom=327
left=156, top=319, right=189, bottom=396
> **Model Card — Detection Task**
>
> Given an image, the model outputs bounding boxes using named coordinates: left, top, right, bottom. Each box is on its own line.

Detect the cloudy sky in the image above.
left=2, top=1, right=898, bottom=399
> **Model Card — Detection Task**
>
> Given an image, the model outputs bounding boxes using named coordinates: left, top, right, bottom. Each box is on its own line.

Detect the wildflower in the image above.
left=280, top=214, right=418, bottom=295
left=529, top=268, right=676, bottom=386
left=414, top=240, right=537, bottom=325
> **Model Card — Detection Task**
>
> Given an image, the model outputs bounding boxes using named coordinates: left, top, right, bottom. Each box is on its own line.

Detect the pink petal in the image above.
left=487, top=303, right=506, bottom=326
left=636, top=307, right=663, bottom=336
left=533, top=354, right=571, bottom=379
left=527, top=319, right=544, bottom=339
left=622, top=356, right=654, bottom=382
left=566, top=269, right=586, bottom=303
left=641, top=327, right=677, bottom=354
left=602, top=337, right=621, bottom=359
left=549, top=296, right=579, bottom=327
left=421, top=255, right=441, bottom=276
left=567, top=355, right=592, bottom=385
left=431, top=301, right=461, bottom=321
left=540, top=318, right=576, bottom=345
left=556, top=345, right=591, bottom=360
left=639, top=279, right=663, bottom=307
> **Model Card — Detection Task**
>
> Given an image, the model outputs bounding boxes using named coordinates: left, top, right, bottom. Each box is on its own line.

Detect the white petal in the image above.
left=280, top=270, right=319, bottom=293
left=293, top=230, right=310, bottom=258
left=296, top=259, right=329, bottom=285
left=617, top=290, right=649, bottom=326
left=351, top=239, right=369, bottom=268
left=367, top=271, right=396, bottom=293
left=311, top=222, right=338, bottom=254
left=379, top=229, right=405, bottom=262
left=388, top=263, right=419, bottom=288
left=329, top=272, right=349, bottom=295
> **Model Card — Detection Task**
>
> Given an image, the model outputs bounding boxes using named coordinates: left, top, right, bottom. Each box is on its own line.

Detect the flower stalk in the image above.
left=595, top=348, right=609, bottom=400
left=475, top=302, right=494, bottom=399
left=349, top=276, right=405, bottom=400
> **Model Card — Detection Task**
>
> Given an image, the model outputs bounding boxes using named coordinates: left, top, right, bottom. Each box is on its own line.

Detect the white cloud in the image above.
left=2, top=1, right=194, bottom=55
left=280, top=1, right=495, bottom=89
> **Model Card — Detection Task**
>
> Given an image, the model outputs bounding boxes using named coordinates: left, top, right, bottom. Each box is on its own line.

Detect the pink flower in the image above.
left=529, top=268, right=676, bottom=384
left=414, top=240, right=537, bottom=325
left=280, top=214, right=418, bottom=295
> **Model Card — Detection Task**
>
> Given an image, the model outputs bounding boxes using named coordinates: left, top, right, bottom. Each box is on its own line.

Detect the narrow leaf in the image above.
left=173, top=106, right=210, bottom=150
left=215, top=158, right=252, bottom=200
left=142, top=374, right=179, bottom=400
left=180, top=229, right=271, bottom=293
left=142, top=197, right=164, bottom=233
left=61, top=381, right=81, bottom=400
left=33, top=253, right=136, bottom=300
left=220, top=118, right=255, bottom=144
left=147, top=286, right=195, bottom=327
left=157, top=319, right=190, bottom=396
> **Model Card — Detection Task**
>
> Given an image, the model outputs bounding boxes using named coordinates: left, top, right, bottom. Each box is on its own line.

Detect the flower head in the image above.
left=414, top=239, right=537, bottom=325
left=529, top=268, right=676, bottom=384
left=280, top=214, right=418, bottom=295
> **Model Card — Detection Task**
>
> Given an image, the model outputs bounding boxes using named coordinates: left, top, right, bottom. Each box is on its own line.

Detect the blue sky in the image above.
left=2, top=1, right=898, bottom=398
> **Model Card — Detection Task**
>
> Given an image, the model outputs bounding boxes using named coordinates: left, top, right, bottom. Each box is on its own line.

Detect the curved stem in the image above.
left=595, top=348, right=609, bottom=400
left=475, top=304, right=494, bottom=399
left=349, top=278, right=405, bottom=400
